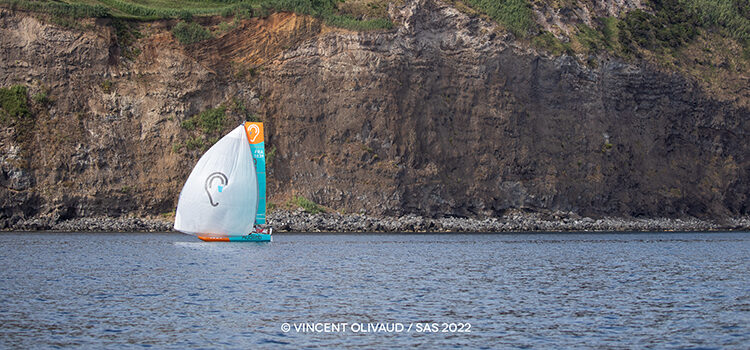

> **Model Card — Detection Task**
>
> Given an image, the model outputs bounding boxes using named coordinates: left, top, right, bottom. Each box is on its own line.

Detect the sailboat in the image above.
left=174, top=122, right=272, bottom=242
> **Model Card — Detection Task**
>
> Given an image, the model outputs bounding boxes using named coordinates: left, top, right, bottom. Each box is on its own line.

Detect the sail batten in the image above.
left=174, top=125, right=258, bottom=236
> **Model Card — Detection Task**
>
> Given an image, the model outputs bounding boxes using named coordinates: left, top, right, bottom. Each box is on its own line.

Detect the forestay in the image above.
left=174, top=125, right=258, bottom=236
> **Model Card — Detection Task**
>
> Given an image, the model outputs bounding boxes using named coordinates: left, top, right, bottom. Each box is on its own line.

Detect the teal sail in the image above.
left=245, top=122, right=266, bottom=225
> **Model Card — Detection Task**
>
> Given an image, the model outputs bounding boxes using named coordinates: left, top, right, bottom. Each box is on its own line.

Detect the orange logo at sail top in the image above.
left=244, top=122, right=264, bottom=145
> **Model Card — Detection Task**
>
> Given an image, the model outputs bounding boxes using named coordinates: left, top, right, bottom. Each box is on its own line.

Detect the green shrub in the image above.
left=184, top=136, right=205, bottom=150
left=531, top=31, right=571, bottom=55
left=180, top=118, right=195, bottom=131
left=197, top=106, right=226, bottom=133
left=172, top=21, right=213, bottom=45
left=599, top=17, right=620, bottom=48
left=463, top=0, right=535, bottom=37
left=216, top=20, right=235, bottom=33
left=0, top=85, right=30, bottom=124
left=618, top=0, right=712, bottom=52
left=293, top=195, right=324, bottom=214
left=575, top=23, right=607, bottom=53
left=181, top=105, right=227, bottom=134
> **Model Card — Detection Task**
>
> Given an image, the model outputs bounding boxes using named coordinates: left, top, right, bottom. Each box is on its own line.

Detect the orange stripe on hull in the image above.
left=197, top=236, right=231, bottom=242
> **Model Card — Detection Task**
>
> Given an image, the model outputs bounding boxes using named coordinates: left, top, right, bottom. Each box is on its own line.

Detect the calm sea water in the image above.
left=1, top=232, right=749, bottom=348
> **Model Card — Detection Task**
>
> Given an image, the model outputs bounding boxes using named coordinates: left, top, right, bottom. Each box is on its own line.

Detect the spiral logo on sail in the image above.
left=205, top=172, right=228, bottom=207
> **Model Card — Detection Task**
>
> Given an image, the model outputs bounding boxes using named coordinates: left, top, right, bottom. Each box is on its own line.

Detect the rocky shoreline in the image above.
left=5, top=209, right=750, bottom=233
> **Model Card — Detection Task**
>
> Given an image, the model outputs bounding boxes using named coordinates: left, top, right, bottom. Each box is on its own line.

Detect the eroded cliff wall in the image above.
left=0, top=0, right=748, bottom=229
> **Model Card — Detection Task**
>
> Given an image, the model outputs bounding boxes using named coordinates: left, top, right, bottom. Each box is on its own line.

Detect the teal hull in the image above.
left=229, top=233, right=271, bottom=242
left=197, top=234, right=272, bottom=242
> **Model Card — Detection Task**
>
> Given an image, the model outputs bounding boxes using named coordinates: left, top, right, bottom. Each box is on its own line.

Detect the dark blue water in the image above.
left=1, top=232, right=749, bottom=348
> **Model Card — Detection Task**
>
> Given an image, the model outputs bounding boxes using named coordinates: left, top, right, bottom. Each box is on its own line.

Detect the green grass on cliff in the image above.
left=181, top=105, right=227, bottom=134
left=291, top=195, right=325, bottom=214
left=685, top=0, right=750, bottom=45
left=0, top=85, right=30, bottom=125
left=172, top=21, right=213, bottom=44
left=463, top=0, right=535, bottom=37
left=0, top=85, right=37, bottom=151
left=175, top=105, right=227, bottom=152
left=0, top=0, right=109, bottom=18
left=0, top=0, right=393, bottom=30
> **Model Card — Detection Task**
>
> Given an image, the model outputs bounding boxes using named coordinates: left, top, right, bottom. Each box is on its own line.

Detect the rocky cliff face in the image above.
left=0, top=0, right=748, bottom=230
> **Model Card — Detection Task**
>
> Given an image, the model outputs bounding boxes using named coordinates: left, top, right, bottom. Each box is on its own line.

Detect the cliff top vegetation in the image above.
left=2, top=0, right=746, bottom=53
left=0, top=0, right=394, bottom=30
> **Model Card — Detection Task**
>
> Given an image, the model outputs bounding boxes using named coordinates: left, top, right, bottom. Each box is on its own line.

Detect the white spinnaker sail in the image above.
left=174, top=125, right=258, bottom=236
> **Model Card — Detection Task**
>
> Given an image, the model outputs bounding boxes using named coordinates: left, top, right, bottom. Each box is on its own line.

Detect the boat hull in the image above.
left=197, top=234, right=272, bottom=242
